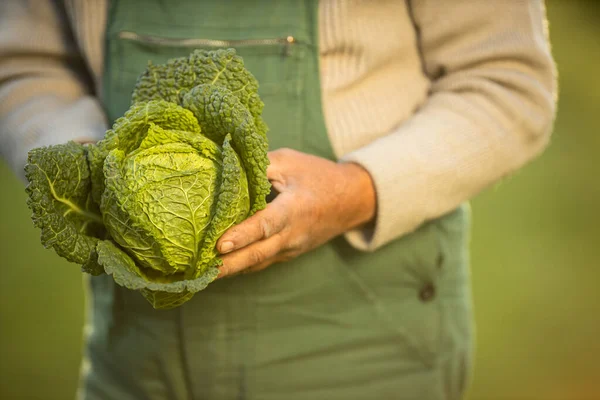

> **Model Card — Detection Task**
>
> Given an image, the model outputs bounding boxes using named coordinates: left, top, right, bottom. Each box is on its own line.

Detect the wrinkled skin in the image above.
left=216, top=148, right=376, bottom=277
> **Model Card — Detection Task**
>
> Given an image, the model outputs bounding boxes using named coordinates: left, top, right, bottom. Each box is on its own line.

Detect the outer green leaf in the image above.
left=141, top=290, right=196, bottom=310
left=192, top=134, right=249, bottom=278
left=87, top=143, right=109, bottom=207
left=183, top=84, right=270, bottom=214
left=24, top=142, right=105, bottom=267
left=88, top=100, right=201, bottom=205
left=81, top=248, right=104, bottom=276
left=96, top=240, right=218, bottom=309
left=131, top=48, right=267, bottom=137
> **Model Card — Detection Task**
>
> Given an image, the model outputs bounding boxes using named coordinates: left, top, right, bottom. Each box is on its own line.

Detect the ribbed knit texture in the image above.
left=63, top=0, right=107, bottom=89
left=0, top=0, right=108, bottom=179
left=318, top=0, right=557, bottom=250
left=0, top=0, right=557, bottom=250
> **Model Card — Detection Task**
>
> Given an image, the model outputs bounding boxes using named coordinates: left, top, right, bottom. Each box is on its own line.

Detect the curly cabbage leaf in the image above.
left=182, top=84, right=269, bottom=214
left=88, top=100, right=201, bottom=205
left=96, top=240, right=217, bottom=309
left=132, top=48, right=267, bottom=138
left=24, top=142, right=106, bottom=274
left=25, top=49, right=270, bottom=309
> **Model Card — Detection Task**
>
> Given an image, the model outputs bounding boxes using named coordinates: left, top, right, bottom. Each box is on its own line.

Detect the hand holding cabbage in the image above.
left=216, top=148, right=376, bottom=278
left=24, top=49, right=270, bottom=309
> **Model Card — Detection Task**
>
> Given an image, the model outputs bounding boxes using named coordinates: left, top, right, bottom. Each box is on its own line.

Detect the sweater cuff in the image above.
left=338, top=109, right=472, bottom=251
left=340, top=139, right=422, bottom=252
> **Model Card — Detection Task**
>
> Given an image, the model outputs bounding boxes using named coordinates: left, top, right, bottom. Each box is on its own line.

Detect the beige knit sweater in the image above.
left=0, top=0, right=557, bottom=251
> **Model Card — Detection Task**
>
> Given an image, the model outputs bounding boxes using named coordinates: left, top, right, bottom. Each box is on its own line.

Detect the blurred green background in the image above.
left=1, top=1, right=599, bottom=399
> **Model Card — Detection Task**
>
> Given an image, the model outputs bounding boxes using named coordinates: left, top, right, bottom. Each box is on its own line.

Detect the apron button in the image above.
left=419, top=283, right=436, bottom=302
left=437, top=253, right=444, bottom=269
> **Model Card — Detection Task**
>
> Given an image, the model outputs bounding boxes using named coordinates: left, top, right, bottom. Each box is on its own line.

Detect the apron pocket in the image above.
left=103, top=29, right=308, bottom=138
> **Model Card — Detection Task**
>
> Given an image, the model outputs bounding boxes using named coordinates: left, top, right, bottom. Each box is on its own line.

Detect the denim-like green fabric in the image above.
left=81, top=1, right=474, bottom=399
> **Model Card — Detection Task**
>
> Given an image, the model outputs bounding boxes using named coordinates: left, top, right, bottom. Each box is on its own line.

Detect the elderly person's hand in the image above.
left=216, top=148, right=376, bottom=278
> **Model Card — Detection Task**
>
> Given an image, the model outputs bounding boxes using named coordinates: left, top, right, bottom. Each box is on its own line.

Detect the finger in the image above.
left=266, top=152, right=287, bottom=189
left=217, top=193, right=291, bottom=254
left=266, top=160, right=281, bottom=181
left=267, top=147, right=295, bottom=168
left=217, top=234, right=283, bottom=278
left=266, top=148, right=300, bottom=181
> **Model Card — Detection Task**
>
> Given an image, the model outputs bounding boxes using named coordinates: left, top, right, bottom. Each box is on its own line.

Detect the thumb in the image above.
left=266, top=148, right=293, bottom=185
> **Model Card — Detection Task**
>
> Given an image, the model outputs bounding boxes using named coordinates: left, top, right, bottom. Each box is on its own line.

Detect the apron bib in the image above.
left=81, top=1, right=474, bottom=399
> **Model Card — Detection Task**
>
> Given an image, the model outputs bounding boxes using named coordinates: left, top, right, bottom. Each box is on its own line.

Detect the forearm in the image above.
left=0, top=0, right=107, bottom=178
left=0, top=82, right=107, bottom=178
left=342, top=0, right=557, bottom=251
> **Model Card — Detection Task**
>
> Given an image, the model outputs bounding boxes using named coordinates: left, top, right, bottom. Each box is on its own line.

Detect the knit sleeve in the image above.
left=341, top=0, right=557, bottom=251
left=0, top=0, right=107, bottom=180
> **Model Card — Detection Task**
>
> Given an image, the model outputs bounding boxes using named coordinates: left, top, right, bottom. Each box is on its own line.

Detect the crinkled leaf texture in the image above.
left=132, top=48, right=268, bottom=138
left=183, top=84, right=270, bottom=215
left=25, top=49, right=270, bottom=309
left=25, top=142, right=106, bottom=275
left=88, top=100, right=201, bottom=206
left=97, top=240, right=218, bottom=309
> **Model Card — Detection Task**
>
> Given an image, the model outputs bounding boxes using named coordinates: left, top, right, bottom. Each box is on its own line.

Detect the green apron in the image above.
left=80, top=1, right=474, bottom=399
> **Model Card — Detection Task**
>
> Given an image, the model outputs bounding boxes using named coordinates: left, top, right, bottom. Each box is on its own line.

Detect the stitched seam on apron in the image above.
left=337, top=261, right=437, bottom=368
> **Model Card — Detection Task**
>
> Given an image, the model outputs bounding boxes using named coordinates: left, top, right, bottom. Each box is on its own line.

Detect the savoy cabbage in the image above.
left=24, top=49, right=270, bottom=309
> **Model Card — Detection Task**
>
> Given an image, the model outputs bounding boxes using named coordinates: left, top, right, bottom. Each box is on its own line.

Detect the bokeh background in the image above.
left=1, top=1, right=599, bottom=399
